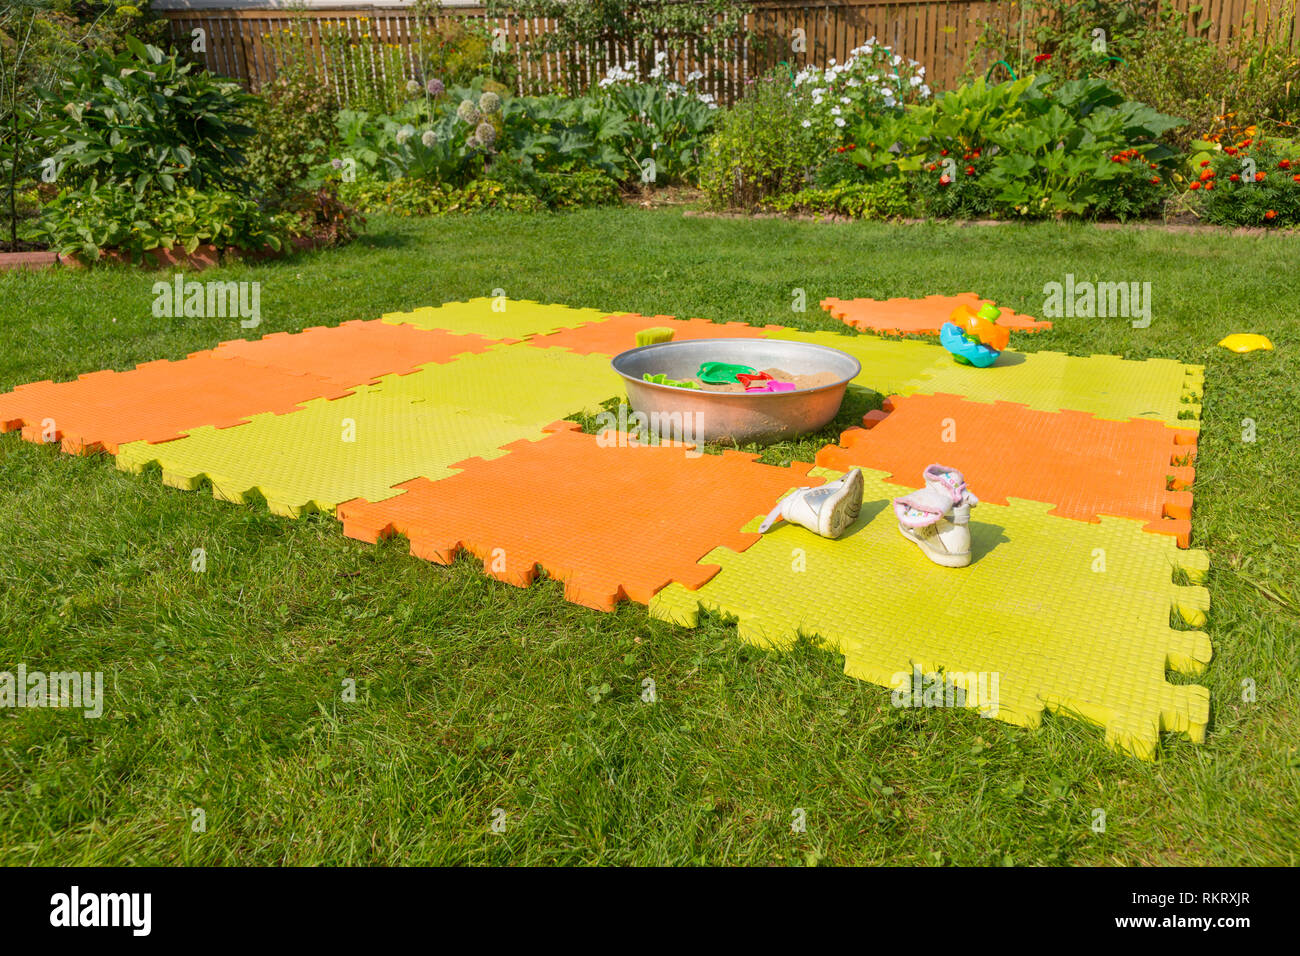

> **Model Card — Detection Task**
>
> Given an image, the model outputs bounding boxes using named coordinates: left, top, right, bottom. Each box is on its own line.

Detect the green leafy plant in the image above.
left=244, top=65, right=339, bottom=203
left=980, top=77, right=1181, bottom=218
left=603, top=82, right=716, bottom=184
left=843, top=74, right=1181, bottom=220
left=1, top=0, right=90, bottom=248
left=970, top=1, right=1156, bottom=82
left=699, top=74, right=819, bottom=209
left=914, top=151, right=1000, bottom=218
left=38, top=182, right=300, bottom=260
left=338, top=176, right=544, bottom=215
left=484, top=160, right=620, bottom=208
left=45, top=35, right=254, bottom=196
left=763, top=180, right=914, bottom=219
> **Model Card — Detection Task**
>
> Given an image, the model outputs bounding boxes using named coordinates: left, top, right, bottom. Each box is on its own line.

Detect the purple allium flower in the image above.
left=426, top=78, right=445, bottom=96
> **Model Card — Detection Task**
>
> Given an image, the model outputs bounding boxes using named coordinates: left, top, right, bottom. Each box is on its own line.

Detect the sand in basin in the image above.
left=693, top=367, right=842, bottom=393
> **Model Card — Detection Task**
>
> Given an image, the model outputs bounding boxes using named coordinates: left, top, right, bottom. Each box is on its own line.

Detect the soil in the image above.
left=0, top=240, right=49, bottom=253
left=690, top=367, right=842, bottom=393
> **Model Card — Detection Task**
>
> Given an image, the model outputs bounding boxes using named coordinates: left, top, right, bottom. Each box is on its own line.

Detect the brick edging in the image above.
left=0, top=236, right=326, bottom=273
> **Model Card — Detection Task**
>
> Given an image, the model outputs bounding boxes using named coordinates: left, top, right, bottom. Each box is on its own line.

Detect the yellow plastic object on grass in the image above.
left=1218, top=334, right=1273, bottom=353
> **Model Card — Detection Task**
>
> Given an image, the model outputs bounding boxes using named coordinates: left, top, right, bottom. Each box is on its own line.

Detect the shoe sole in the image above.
left=821, top=468, right=864, bottom=539
left=898, top=524, right=971, bottom=567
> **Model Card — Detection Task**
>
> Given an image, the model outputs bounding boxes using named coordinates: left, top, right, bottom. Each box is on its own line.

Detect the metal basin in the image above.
left=610, top=338, right=861, bottom=443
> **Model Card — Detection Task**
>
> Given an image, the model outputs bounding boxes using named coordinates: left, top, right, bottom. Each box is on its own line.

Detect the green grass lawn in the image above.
left=1, top=209, right=1297, bottom=865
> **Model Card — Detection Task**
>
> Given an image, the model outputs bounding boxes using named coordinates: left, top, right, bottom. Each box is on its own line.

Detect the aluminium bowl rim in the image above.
left=610, top=337, right=862, bottom=398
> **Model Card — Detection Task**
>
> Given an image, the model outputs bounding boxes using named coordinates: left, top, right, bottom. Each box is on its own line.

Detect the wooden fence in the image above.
left=159, top=1, right=1300, bottom=105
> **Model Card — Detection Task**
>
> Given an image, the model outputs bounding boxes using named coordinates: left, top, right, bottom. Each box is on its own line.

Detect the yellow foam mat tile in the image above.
left=761, top=328, right=1203, bottom=430
left=906, top=352, right=1204, bottom=430
left=760, top=328, right=951, bottom=396
left=364, top=342, right=623, bottom=425
left=651, top=467, right=1211, bottom=761
left=115, top=385, right=546, bottom=517
left=380, top=298, right=618, bottom=341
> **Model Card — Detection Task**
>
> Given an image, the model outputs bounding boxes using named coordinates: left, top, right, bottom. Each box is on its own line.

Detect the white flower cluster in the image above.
left=790, top=39, right=930, bottom=135
left=596, top=53, right=718, bottom=108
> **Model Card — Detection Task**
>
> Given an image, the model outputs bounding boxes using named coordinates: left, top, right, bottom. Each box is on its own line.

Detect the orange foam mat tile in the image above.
left=337, top=420, right=823, bottom=611
left=821, top=293, right=1053, bottom=336
left=206, top=319, right=501, bottom=387
left=0, top=353, right=351, bottom=455
left=815, top=392, right=1198, bottom=546
left=526, top=313, right=784, bottom=355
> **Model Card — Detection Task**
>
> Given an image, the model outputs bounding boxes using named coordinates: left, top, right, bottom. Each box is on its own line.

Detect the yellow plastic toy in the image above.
left=950, top=303, right=1011, bottom=352
left=1218, top=334, right=1273, bottom=353
left=636, top=327, right=676, bottom=347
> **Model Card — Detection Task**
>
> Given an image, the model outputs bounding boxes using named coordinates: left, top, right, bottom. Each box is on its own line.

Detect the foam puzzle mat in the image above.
left=338, top=421, right=821, bottom=611
left=651, top=466, right=1211, bottom=761
left=821, top=292, right=1054, bottom=336
left=760, top=327, right=1204, bottom=430
left=0, top=295, right=1213, bottom=757
left=360, top=343, right=621, bottom=425
left=116, top=384, right=548, bottom=516
left=207, top=319, right=501, bottom=386
left=526, top=313, right=782, bottom=355
left=816, top=393, right=1198, bottom=546
left=0, top=353, right=352, bottom=454
left=381, top=297, right=616, bottom=340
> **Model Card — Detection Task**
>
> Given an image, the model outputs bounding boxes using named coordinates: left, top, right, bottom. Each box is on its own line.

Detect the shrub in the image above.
left=1195, top=136, right=1300, bottom=227
left=1111, top=10, right=1300, bottom=147
left=278, top=182, right=364, bottom=246
left=38, top=182, right=300, bottom=260
left=699, top=75, right=819, bottom=209
left=0, top=0, right=163, bottom=246
left=244, top=66, right=339, bottom=202
left=417, top=14, right=516, bottom=90
left=970, top=1, right=1154, bottom=82
left=44, top=36, right=253, bottom=196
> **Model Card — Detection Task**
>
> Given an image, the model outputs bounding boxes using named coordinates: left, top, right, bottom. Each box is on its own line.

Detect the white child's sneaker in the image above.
left=894, top=464, right=977, bottom=568
left=757, top=468, right=864, bottom=539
